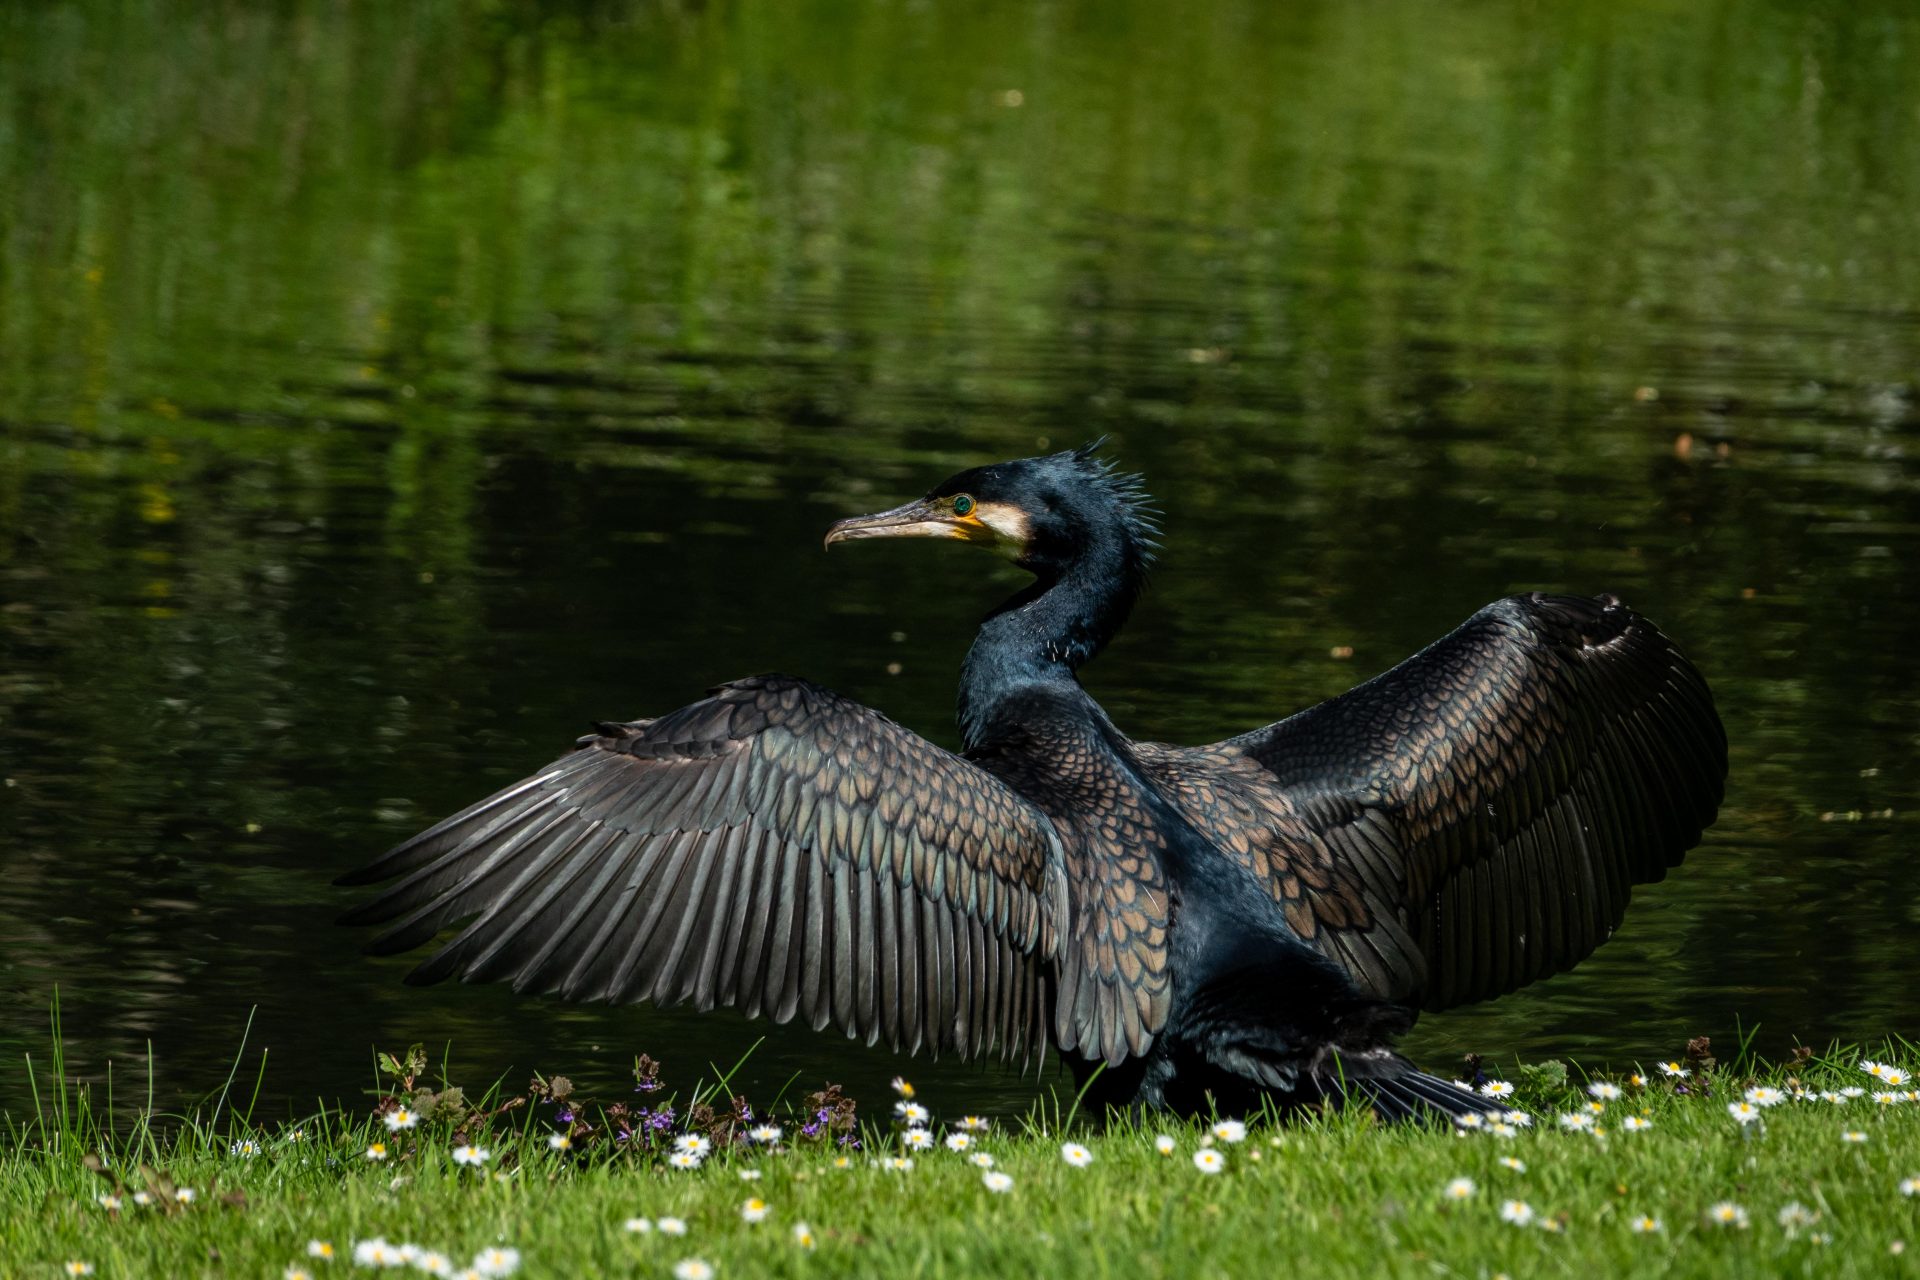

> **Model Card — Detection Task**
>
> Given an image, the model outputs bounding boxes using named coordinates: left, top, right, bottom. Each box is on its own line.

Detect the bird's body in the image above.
left=340, top=446, right=1726, bottom=1120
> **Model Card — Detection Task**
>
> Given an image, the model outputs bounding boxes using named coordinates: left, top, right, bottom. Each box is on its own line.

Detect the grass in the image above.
left=6, top=1024, right=1920, bottom=1279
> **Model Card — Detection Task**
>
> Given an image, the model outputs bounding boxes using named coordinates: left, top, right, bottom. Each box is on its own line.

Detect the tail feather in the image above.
left=1344, top=1070, right=1498, bottom=1126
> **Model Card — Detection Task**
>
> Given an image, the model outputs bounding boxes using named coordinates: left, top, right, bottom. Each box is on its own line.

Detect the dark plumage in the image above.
left=338, top=445, right=1727, bottom=1121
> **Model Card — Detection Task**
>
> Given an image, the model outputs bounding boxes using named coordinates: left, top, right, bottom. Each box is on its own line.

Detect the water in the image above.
left=2, top=0, right=1917, bottom=1121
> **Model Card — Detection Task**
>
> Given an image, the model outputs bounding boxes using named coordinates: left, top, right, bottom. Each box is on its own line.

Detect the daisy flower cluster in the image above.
left=342, top=1240, right=520, bottom=1276
left=1418, top=1051, right=1920, bottom=1250
left=1718, top=1060, right=1920, bottom=1127
left=868, top=1078, right=1011, bottom=1191
left=1450, top=1084, right=1533, bottom=1141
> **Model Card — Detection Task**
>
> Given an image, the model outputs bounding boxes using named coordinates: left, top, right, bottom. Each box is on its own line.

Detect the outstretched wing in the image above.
left=1148, top=594, right=1725, bottom=1011
left=337, top=675, right=1069, bottom=1060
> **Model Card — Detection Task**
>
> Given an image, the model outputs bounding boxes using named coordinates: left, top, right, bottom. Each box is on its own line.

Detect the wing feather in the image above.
left=339, top=675, right=1066, bottom=1061
left=1139, top=593, right=1724, bottom=1011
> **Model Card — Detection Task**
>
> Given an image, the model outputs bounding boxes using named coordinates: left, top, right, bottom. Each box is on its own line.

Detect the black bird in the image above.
left=338, top=446, right=1726, bottom=1121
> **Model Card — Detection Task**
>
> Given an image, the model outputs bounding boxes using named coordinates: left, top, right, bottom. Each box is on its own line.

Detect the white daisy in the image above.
left=1588, top=1082, right=1622, bottom=1101
left=944, top=1132, right=972, bottom=1152
left=1211, top=1120, right=1247, bottom=1144
left=1706, top=1201, right=1750, bottom=1228
left=1843, top=1129, right=1869, bottom=1144
left=956, top=1116, right=991, bottom=1133
left=306, top=1241, right=335, bottom=1261
left=1557, top=1113, right=1593, bottom=1131
left=895, top=1102, right=929, bottom=1124
left=982, top=1170, right=1014, bottom=1193
left=740, top=1198, right=770, bottom=1224
left=1443, top=1177, right=1475, bottom=1200
left=658, top=1217, right=688, bottom=1235
left=673, top=1134, right=712, bottom=1157
left=1479, top=1081, right=1515, bottom=1098
left=452, top=1145, right=490, bottom=1167
left=1629, top=1214, right=1663, bottom=1234
left=624, top=1218, right=653, bottom=1233
left=1154, top=1134, right=1176, bottom=1156
left=1727, top=1102, right=1762, bottom=1125
left=352, top=1240, right=396, bottom=1267
left=1657, top=1062, right=1690, bottom=1078
left=670, top=1261, right=713, bottom=1280
left=969, top=1152, right=995, bottom=1168
left=1499, top=1157, right=1526, bottom=1172
left=1060, top=1142, right=1093, bottom=1168
left=416, top=1253, right=453, bottom=1276
left=1622, top=1115, right=1653, bottom=1132
left=668, top=1151, right=703, bottom=1170
left=1193, top=1149, right=1225, bottom=1175
left=903, top=1129, right=934, bottom=1151
left=749, top=1125, right=783, bottom=1144
left=385, top=1108, right=419, bottom=1132
left=471, top=1246, right=520, bottom=1277
left=546, top=1133, right=572, bottom=1152
left=791, top=1222, right=816, bottom=1250
left=1745, top=1087, right=1785, bottom=1107
left=1499, top=1200, right=1535, bottom=1226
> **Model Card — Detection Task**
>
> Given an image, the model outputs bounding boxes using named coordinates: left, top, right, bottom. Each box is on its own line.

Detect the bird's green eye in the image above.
left=952, top=494, right=975, bottom=517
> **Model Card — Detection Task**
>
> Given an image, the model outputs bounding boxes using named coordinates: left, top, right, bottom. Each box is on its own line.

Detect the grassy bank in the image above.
left=5, top=1036, right=1920, bottom=1279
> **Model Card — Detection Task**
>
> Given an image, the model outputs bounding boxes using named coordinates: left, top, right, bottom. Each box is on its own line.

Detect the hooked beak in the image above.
left=824, top=498, right=974, bottom=549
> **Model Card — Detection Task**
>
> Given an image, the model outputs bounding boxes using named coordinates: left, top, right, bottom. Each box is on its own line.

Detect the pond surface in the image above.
left=2, top=0, right=1918, bottom=1121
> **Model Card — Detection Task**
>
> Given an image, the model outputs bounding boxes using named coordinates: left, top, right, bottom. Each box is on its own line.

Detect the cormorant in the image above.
left=338, top=445, right=1726, bottom=1120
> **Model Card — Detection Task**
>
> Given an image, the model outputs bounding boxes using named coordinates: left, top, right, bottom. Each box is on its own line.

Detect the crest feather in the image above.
left=1062, top=438, right=1161, bottom=559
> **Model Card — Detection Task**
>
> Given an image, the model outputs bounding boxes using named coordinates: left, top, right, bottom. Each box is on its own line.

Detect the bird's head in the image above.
left=824, top=442, right=1159, bottom=579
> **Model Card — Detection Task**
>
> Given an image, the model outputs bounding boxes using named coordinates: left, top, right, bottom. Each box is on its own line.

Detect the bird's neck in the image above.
left=958, top=535, right=1144, bottom=749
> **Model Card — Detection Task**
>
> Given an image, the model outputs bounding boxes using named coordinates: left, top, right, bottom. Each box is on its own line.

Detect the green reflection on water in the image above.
left=1, top=0, right=1916, bottom=1116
